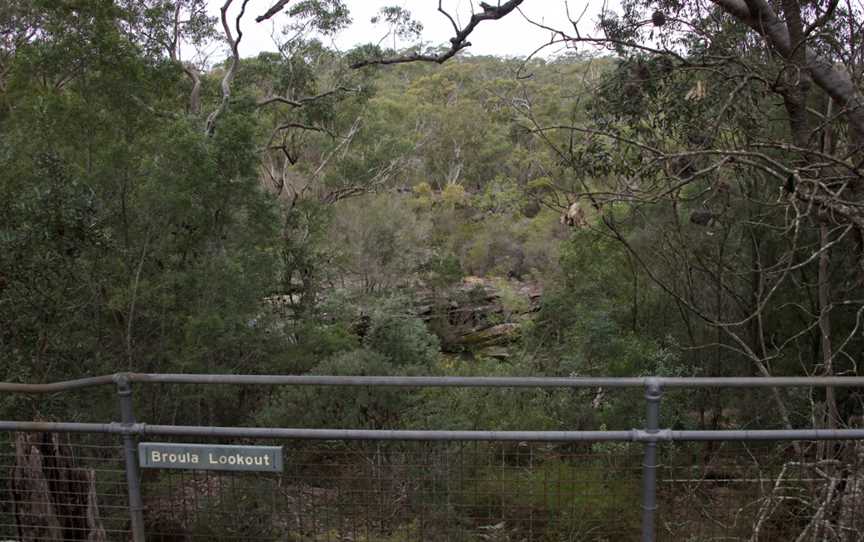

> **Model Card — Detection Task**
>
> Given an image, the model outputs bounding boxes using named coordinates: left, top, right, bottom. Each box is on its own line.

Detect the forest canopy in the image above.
left=0, top=0, right=862, bottom=435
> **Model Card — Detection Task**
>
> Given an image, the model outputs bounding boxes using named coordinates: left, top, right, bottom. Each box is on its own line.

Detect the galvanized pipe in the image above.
left=0, top=374, right=117, bottom=393
left=641, top=378, right=662, bottom=542
left=0, top=421, right=123, bottom=433
left=140, top=426, right=636, bottom=441
left=0, top=421, right=634, bottom=442
left=130, top=373, right=648, bottom=388
left=1, top=420, right=863, bottom=442
left=115, top=375, right=146, bottom=542
left=1, top=373, right=863, bottom=393
left=671, top=429, right=864, bottom=441
left=656, top=376, right=864, bottom=388
left=126, top=374, right=864, bottom=388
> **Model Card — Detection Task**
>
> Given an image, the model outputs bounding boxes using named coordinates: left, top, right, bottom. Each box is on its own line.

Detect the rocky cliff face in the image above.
left=417, top=276, right=541, bottom=356
left=265, top=276, right=542, bottom=359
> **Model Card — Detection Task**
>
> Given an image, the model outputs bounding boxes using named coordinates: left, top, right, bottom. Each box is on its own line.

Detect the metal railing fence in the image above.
left=0, top=373, right=861, bottom=541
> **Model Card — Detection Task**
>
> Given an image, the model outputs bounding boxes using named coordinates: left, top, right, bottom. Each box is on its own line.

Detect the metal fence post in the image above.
left=641, top=377, right=662, bottom=542
left=114, top=373, right=146, bottom=542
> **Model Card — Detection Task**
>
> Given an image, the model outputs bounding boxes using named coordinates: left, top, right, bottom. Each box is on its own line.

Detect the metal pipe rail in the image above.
left=1, top=421, right=864, bottom=442
left=0, top=372, right=863, bottom=393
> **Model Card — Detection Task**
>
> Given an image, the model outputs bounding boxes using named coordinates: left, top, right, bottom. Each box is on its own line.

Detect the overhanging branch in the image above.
left=257, top=86, right=360, bottom=108
left=256, top=0, right=294, bottom=23
left=351, top=0, right=526, bottom=68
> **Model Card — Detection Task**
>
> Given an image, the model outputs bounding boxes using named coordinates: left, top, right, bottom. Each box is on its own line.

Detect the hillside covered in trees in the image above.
left=1, top=0, right=863, bottom=539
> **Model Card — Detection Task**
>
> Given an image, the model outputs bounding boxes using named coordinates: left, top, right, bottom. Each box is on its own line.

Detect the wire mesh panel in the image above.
left=657, top=440, right=864, bottom=541
left=142, top=439, right=643, bottom=541
left=0, top=431, right=131, bottom=541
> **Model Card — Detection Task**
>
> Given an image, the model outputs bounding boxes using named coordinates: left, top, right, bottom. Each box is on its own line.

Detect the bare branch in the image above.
left=257, top=86, right=360, bottom=108
left=438, top=0, right=461, bottom=35
left=351, top=0, right=526, bottom=68
left=275, top=122, right=337, bottom=138
left=312, top=118, right=362, bottom=180
left=256, top=0, right=294, bottom=23
left=804, top=0, right=839, bottom=38
left=165, top=1, right=205, bottom=114
left=169, top=1, right=182, bottom=61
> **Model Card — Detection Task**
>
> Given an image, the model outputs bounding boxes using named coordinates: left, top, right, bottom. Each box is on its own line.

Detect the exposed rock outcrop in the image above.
left=417, top=276, right=541, bottom=353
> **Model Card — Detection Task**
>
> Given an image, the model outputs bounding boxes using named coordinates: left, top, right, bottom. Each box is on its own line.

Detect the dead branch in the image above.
left=275, top=122, right=337, bottom=138
left=351, top=0, right=526, bottom=68
left=256, top=0, right=294, bottom=23
left=257, top=86, right=360, bottom=108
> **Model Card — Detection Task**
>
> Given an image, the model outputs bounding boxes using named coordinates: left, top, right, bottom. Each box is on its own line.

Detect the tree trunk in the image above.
left=12, top=433, right=107, bottom=542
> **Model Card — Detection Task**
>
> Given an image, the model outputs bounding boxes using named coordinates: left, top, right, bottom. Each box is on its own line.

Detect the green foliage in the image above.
left=285, top=0, right=351, bottom=35
left=259, top=295, right=441, bottom=429
left=371, top=6, right=423, bottom=46
left=461, top=457, right=640, bottom=539
left=490, top=278, right=530, bottom=318
left=327, top=194, right=431, bottom=292
left=281, top=319, right=359, bottom=373
left=280, top=200, right=334, bottom=316
left=0, top=5, right=284, bottom=420
left=409, top=357, right=569, bottom=432
left=259, top=349, right=418, bottom=429
left=441, top=182, right=467, bottom=207
left=363, top=298, right=440, bottom=367
left=457, top=210, right=561, bottom=280
left=420, top=250, right=463, bottom=290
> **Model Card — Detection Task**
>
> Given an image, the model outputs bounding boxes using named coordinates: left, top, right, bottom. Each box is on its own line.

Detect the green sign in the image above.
left=139, top=442, right=283, bottom=472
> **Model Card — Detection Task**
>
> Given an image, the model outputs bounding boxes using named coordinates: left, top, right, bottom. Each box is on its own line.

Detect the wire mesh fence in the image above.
left=0, top=434, right=861, bottom=541
left=143, top=439, right=643, bottom=541
left=0, top=432, right=131, bottom=541
left=3, top=433, right=859, bottom=541
left=657, top=440, right=864, bottom=541
left=0, top=373, right=862, bottom=541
